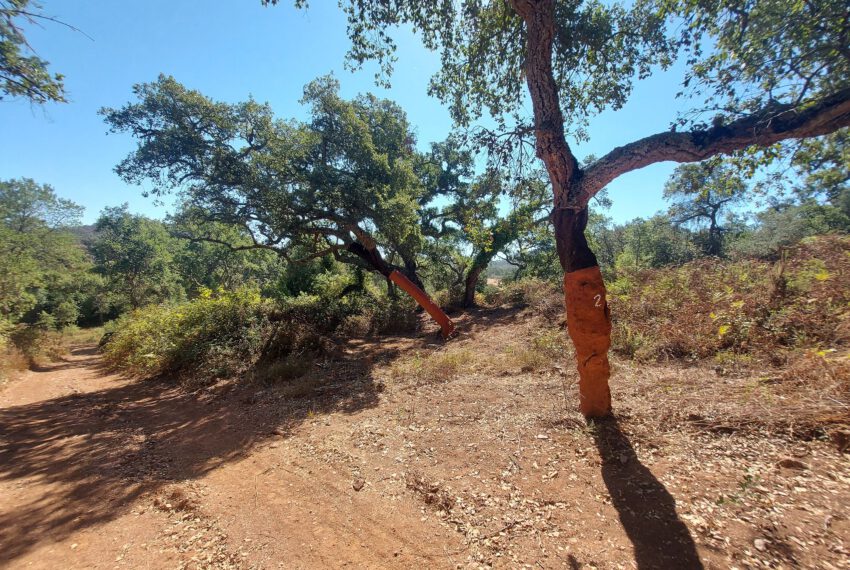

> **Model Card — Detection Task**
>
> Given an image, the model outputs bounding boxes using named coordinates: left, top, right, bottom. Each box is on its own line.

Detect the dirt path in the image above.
left=1, top=311, right=848, bottom=569
left=0, top=345, right=462, bottom=569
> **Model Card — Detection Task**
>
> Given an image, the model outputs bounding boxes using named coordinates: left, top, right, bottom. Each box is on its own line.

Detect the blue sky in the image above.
left=1, top=0, right=692, bottom=225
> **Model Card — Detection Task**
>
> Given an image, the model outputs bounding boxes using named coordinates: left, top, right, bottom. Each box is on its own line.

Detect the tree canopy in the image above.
left=266, top=0, right=850, bottom=209
left=664, top=162, right=748, bottom=256
left=0, top=178, right=87, bottom=324
left=91, top=205, right=183, bottom=310
left=101, top=75, right=437, bottom=279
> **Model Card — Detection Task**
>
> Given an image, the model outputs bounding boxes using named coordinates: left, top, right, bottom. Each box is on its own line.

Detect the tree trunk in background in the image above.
left=462, top=217, right=531, bottom=308
left=347, top=240, right=455, bottom=338
left=463, top=262, right=487, bottom=308
left=401, top=255, right=427, bottom=292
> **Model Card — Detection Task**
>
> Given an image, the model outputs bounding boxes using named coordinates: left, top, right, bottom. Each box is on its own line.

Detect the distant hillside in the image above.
left=67, top=224, right=97, bottom=244
left=485, top=258, right=515, bottom=279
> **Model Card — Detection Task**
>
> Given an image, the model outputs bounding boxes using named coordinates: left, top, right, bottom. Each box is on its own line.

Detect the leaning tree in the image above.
left=266, top=0, right=850, bottom=416
left=415, top=138, right=551, bottom=306
left=103, top=75, right=458, bottom=336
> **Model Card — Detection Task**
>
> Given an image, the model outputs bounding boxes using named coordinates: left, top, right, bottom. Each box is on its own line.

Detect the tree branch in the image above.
left=291, top=244, right=343, bottom=264
left=577, top=87, right=850, bottom=208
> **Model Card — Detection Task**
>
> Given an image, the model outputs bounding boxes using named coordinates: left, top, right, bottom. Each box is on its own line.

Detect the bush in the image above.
left=102, top=285, right=419, bottom=384
left=9, top=325, right=65, bottom=366
left=609, top=235, right=850, bottom=364
left=482, top=278, right=562, bottom=320
left=0, top=319, right=29, bottom=382
left=103, top=288, right=279, bottom=382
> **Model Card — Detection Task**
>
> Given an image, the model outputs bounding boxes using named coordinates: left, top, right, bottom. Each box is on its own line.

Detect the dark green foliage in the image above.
left=90, top=205, right=184, bottom=310
left=663, top=0, right=850, bottom=123
left=102, top=288, right=280, bottom=382
left=102, top=284, right=417, bottom=385
left=664, top=161, right=748, bottom=256
left=0, top=0, right=65, bottom=103
left=170, top=215, right=284, bottom=294
left=792, top=129, right=850, bottom=215
left=0, top=178, right=93, bottom=327
left=612, top=215, right=699, bottom=272
left=730, top=201, right=850, bottom=259
left=101, top=75, right=430, bottom=278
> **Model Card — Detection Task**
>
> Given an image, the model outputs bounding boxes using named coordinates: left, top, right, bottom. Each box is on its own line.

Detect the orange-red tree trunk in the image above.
left=513, top=0, right=613, bottom=417
left=389, top=270, right=456, bottom=338
left=564, top=266, right=612, bottom=416
left=554, top=208, right=613, bottom=417
left=347, top=240, right=455, bottom=339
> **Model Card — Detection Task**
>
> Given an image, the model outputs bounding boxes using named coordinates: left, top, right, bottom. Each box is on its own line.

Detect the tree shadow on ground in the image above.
left=0, top=341, right=397, bottom=564
left=592, top=417, right=704, bottom=570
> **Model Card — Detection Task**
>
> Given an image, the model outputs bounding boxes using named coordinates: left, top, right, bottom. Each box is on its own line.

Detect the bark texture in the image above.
left=512, top=0, right=580, bottom=210
left=509, top=0, right=850, bottom=417
left=513, top=0, right=614, bottom=417
left=463, top=263, right=487, bottom=307
left=577, top=86, right=850, bottom=206
left=564, top=266, right=612, bottom=417
left=552, top=208, right=598, bottom=273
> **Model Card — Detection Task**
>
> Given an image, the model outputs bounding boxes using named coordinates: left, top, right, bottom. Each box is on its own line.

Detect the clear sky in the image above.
left=1, top=0, right=693, bottom=225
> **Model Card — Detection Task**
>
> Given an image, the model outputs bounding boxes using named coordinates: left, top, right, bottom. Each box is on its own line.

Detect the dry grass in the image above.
left=61, top=326, right=105, bottom=346
left=0, top=346, right=29, bottom=385
left=613, top=351, right=850, bottom=439
left=609, top=235, right=850, bottom=364
left=501, top=345, right=551, bottom=372
left=9, top=327, right=67, bottom=367
left=480, top=324, right=572, bottom=374
left=274, top=374, right=325, bottom=399
left=483, top=278, right=564, bottom=322
left=389, top=347, right=475, bottom=385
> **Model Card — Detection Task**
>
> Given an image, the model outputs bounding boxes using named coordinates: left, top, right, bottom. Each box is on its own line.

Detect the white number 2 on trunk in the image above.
left=593, top=294, right=602, bottom=307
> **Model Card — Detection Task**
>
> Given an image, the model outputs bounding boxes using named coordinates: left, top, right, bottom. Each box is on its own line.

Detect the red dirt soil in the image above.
left=1, top=308, right=848, bottom=569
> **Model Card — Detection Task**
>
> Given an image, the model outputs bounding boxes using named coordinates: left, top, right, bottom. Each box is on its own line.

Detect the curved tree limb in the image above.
left=576, top=86, right=850, bottom=208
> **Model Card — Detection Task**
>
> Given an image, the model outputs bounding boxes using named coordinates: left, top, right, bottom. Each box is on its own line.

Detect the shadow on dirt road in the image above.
left=593, top=417, right=704, bottom=569
left=0, top=345, right=386, bottom=564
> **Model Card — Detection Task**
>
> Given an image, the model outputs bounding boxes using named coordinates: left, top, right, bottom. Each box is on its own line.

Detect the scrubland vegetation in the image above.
left=3, top=168, right=849, bottom=392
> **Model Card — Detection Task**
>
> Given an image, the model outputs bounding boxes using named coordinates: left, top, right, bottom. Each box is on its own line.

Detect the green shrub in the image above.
left=101, top=284, right=419, bottom=384
left=373, top=296, right=419, bottom=334
left=9, top=325, right=65, bottom=366
left=103, top=287, right=278, bottom=382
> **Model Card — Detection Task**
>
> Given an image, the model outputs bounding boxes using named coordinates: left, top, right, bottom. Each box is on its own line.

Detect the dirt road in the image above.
left=1, top=310, right=848, bottom=569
